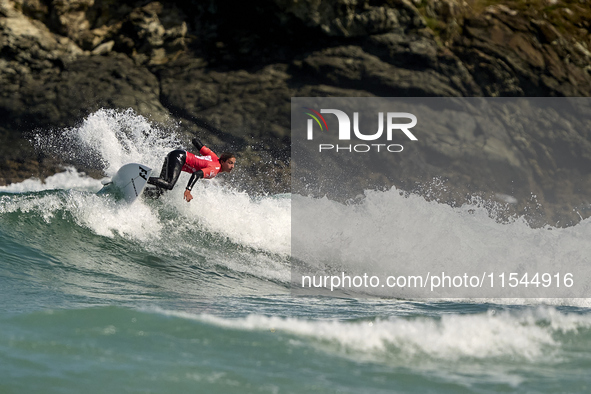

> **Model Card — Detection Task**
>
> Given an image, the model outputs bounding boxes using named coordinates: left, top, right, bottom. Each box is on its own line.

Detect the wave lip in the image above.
left=143, top=305, right=591, bottom=390
left=190, top=306, right=589, bottom=363
left=0, top=167, right=103, bottom=193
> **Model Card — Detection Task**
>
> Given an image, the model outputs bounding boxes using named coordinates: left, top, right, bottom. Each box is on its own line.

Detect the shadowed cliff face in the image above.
left=1, top=0, right=590, bottom=224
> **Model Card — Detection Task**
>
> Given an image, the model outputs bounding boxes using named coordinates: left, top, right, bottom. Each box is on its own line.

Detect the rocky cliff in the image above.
left=1, top=0, right=591, bottom=224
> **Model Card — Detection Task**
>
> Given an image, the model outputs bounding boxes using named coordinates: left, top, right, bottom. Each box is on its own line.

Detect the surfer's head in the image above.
left=219, top=153, right=236, bottom=173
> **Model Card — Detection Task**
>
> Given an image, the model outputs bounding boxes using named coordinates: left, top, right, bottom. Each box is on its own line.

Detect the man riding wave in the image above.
left=147, top=138, right=236, bottom=202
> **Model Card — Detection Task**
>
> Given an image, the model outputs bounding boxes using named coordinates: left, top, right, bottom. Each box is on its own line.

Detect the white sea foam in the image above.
left=71, top=109, right=291, bottom=255
left=68, top=193, right=163, bottom=241
left=33, top=108, right=182, bottom=177
left=72, top=109, right=182, bottom=176
left=170, top=179, right=291, bottom=256
left=144, top=178, right=292, bottom=281
left=0, top=190, right=162, bottom=241
left=155, top=306, right=591, bottom=365
left=292, top=189, right=591, bottom=299
left=0, top=167, right=103, bottom=193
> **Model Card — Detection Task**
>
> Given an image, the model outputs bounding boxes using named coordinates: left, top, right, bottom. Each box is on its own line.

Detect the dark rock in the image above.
left=1, top=0, right=591, bottom=224
left=272, top=0, right=422, bottom=37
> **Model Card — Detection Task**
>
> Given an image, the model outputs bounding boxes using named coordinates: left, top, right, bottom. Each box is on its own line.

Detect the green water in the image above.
left=2, top=188, right=591, bottom=393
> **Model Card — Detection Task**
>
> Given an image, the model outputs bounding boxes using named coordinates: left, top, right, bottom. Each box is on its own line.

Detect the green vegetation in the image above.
left=413, top=0, right=590, bottom=48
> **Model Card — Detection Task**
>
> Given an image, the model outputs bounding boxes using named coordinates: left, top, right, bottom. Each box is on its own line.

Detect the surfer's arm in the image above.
left=186, top=170, right=204, bottom=192
left=192, top=138, right=219, bottom=160
left=184, top=170, right=203, bottom=202
left=192, top=138, right=204, bottom=151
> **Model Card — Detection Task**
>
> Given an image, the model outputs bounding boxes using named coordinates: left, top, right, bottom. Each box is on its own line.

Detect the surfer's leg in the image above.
left=148, top=150, right=186, bottom=190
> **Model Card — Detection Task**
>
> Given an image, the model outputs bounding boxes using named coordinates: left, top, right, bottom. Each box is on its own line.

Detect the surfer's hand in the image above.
left=184, top=189, right=193, bottom=202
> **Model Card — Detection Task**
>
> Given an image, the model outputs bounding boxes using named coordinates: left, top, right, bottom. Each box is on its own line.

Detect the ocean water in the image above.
left=2, top=109, right=591, bottom=393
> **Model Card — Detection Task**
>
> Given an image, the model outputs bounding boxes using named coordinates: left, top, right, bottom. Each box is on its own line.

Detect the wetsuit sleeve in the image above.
left=199, top=146, right=219, bottom=161
left=186, top=170, right=204, bottom=191
left=192, top=138, right=204, bottom=150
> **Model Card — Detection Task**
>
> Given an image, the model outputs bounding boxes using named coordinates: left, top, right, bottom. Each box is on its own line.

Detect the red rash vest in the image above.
left=182, top=146, right=221, bottom=179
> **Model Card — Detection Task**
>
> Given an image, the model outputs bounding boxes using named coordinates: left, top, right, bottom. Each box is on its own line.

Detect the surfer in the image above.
left=147, top=138, right=236, bottom=202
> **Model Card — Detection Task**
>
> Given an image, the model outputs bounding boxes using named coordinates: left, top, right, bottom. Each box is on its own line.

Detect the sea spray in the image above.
left=32, top=108, right=182, bottom=176
left=0, top=167, right=103, bottom=193
left=292, top=188, right=591, bottom=298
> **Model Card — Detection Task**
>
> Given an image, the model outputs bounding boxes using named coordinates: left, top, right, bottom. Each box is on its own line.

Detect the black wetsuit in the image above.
left=147, top=139, right=205, bottom=191
left=147, top=149, right=186, bottom=190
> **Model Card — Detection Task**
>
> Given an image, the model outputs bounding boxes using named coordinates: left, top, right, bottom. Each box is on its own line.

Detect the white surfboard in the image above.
left=98, top=163, right=152, bottom=203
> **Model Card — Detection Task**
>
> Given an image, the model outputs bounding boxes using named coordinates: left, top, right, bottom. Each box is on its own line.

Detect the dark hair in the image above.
left=219, top=152, right=236, bottom=162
